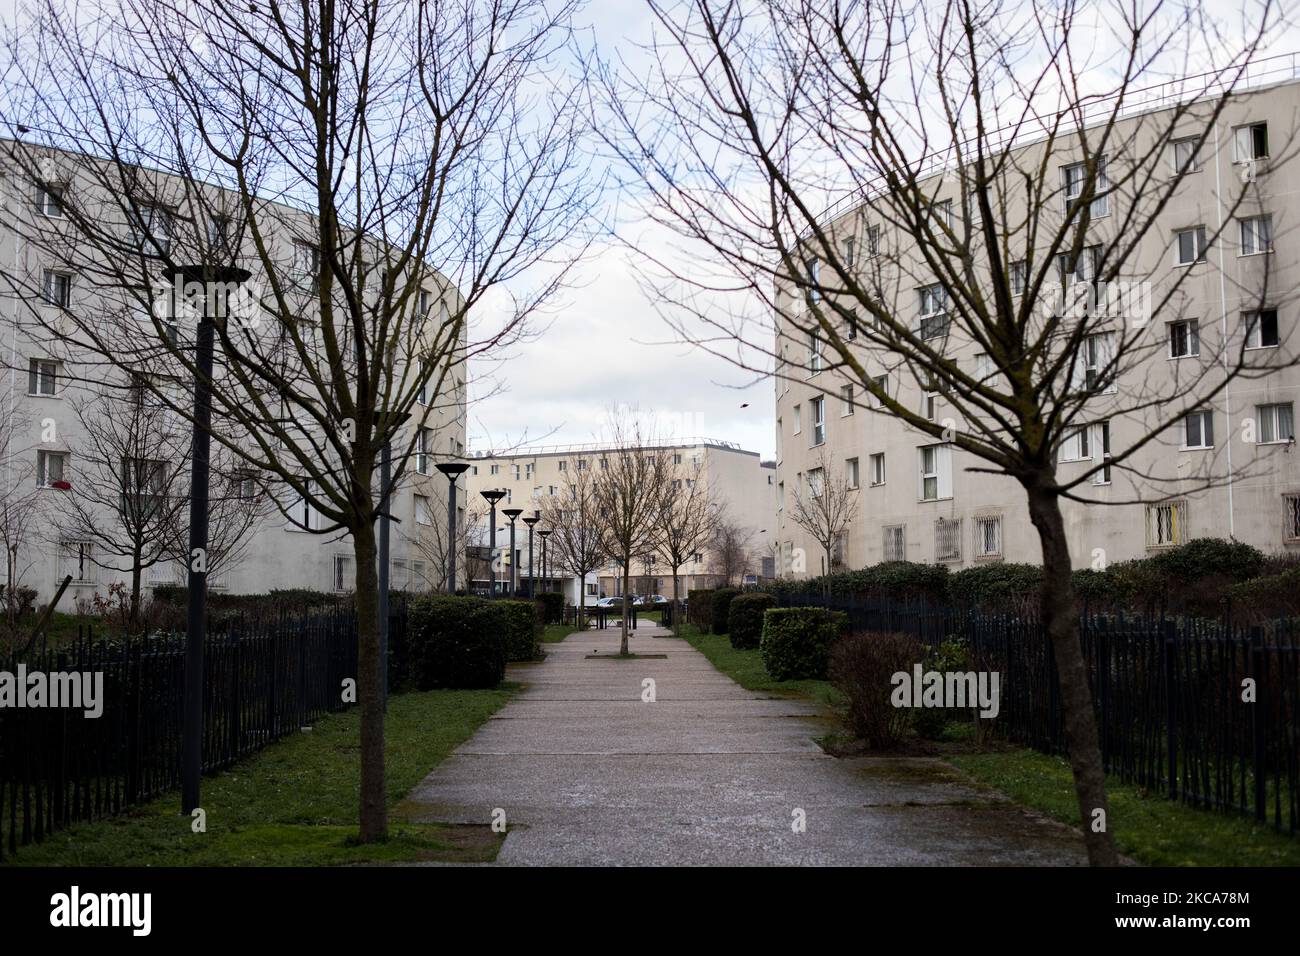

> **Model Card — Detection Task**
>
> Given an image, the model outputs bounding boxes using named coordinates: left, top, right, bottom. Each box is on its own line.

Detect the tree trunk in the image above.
left=352, top=518, right=387, bottom=843
left=1025, top=480, right=1118, bottom=867
left=620, top=564, right=630, bottom=654
left=130, top=549, right=142, bottom=632
left=672, top=569, right=681, bottom=638
left=578, top=577, right=586, bottom=630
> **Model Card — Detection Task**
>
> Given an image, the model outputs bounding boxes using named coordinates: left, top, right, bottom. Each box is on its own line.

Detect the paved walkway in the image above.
left=402, top=623, right=1088, bottom=865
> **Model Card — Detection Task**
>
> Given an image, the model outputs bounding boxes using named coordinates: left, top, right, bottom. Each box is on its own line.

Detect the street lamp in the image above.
left=166, top=263, right=251, bottom=816
left=501, top=508, right=522, bottom=596
left=523, top=514, right=539, bottom=599
left=538, top=528, right=552, bottom=595
left=481, top=489, right=507, bottom=596
left=435, top=462, right=470, bottom=592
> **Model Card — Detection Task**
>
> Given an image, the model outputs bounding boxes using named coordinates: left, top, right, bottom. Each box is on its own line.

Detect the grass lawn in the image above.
left=950, top=748, right=1300, bottom=866
left=4, top=683, right=518, bottom=867
left=542, top=622, right=574, bottom=643
left=678, top=624, right=843, bottom=709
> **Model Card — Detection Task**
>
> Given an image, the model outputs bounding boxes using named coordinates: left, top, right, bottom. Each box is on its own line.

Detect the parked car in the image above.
left=593, top=596, right=623, bottom=609
left=648, top=595, right=669, bottom=605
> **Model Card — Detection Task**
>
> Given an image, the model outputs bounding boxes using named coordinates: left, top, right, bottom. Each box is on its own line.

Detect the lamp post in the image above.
left=523, top=514, right=539, bottom=599
left=435, top=462, right=470, bottom=592
left=501, top=508, right=522, bottom=596
left=481, top=489, right=507, bottom=596
left=167, top=263, right=251, bottom=816
left=538, top=528, right=551, bottom=594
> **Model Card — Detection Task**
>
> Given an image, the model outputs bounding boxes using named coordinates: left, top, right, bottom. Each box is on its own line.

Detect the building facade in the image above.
left=465, top=439, right=776, bottom=602
left=1, top=144, right=467, bottom=610
left=773, top=74, right=1300, bottom=577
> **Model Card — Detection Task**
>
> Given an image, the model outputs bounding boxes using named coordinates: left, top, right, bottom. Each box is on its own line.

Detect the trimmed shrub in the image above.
left=911, top=638, right=971, bottom=740
left=499, top=599, right=542, bottom=662
left=1226, top=566, right=1300, bottom=623
left=728, top=592, right=776, bottom=648
left=760, top=606, right=848, bottom=681
left=711, top=588, right=740, bottom=634
left=948, top=563, right=1041, bottom=610
left=687, top=589, right=715, bottom=631
left=408, top=595, right=507, bottom=689
left=536, top=591, right=564, bottom=625
left=830, top=631, right=919, bottom=748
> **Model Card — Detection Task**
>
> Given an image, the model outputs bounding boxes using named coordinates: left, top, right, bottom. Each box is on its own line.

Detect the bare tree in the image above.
left=0, top=408, right=39, bottom=638
left=592, top=415, right=669, bottom=653
left=407, top=498, right=486, bottom=594
left=537, top=456, right=606, bottom=627
left=57, top=391, right=190, bottom=628
left=603, top=0, right=1294, bottom=864
left=709, top=516, right=753, bottom=588
left=2, top=0, right=596, bottom=841
left=788, top=451, right=860, bottom=580
left=653, top=455, right=718, bottom=635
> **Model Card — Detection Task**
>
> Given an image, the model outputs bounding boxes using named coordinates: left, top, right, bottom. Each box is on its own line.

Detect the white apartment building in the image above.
left=465, top=439, right=777, bottom=602
left=1, top=143, right=467, bottom=610
left=774, top=71, right=1300, bottom=577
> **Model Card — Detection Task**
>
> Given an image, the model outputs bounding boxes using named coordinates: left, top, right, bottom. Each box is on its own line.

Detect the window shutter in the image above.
left=937, top=444, right=953, bottom=499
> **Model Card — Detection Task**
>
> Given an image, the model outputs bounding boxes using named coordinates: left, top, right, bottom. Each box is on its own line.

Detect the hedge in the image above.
left=760, top=606, right=848, bottom=681
left=728, top=592, right=776, bottom=649
left=499, top=599, right=542, bottom=662
left=947, top=563, right=1041, bottom=609
left=407, top=595, right=506, bottom=689
left=710, top=588, right=740, bottom=634
left=687, top=589, right=715, bottom=631
left=536, top=591, right=564, bottom=625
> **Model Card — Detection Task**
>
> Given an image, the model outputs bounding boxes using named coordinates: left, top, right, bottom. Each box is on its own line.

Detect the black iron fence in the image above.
left=0, top=604, right=391, bottom=860
left=777, top=591, right=1300, bottom=834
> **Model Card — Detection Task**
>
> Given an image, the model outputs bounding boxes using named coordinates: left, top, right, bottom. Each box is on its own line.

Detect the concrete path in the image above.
left=401, top=623, right=1088, bottom=865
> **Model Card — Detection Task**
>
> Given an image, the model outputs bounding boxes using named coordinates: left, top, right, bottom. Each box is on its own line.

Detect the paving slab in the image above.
left=401, top=624, right=1088, bottom=865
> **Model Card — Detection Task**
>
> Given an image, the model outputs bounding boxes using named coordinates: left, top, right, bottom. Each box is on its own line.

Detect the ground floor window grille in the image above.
left=883, top=525, right=906, bottom=562
left=974, top=515, right=1002, bottom=558
left=1145, top=500, right=1187, bottom=548
left=935, top=518, right=961, bottom=562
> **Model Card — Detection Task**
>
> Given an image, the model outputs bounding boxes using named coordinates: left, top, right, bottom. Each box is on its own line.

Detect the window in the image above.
left=870, top=374, right=888, bottom=408
left=1233, top=122, right=1269, bottom=162
left=1284, top=494, right=1300, bottom=542
left=37, top=450, right=68, bottom=488
left=28, top=358, right=59, bottom=396
left=1171, top=136, right=1200, bottom=175
left=866, top=224, right=880, bottom=257
left=793, top=404, right=802, bottom=434
left=1093, top=420, right=1112, bottom=485
left=489, top=464, right=499, bottom=476
left=525, top=463, right=535, bottom=478
left=122, top=457, right=166, bottom=500
left=846, top=457, right=859, bottom=490
left=974, top=352, right=996, bottom=383
left=37, top=184, right=65, bottom=217
left=417, top=289, right=433, bottom=318
left=923, top=391, right=938, bottom=421
left=1256, top=402, right=1294, bottom=445
left=333, top=554, right=355, bottom=592
left=1240, top=215, right=1273, bottom=256
left=1168, top=320, right=1199, bottom=358
left=919, top=284, right=948, bottom=339
left=42, top=269, right=71, bottom=307
left=883, top=525, right=906, bottom=562
left=59, top=540, right=95, bottom=584
left=295, top=241, right=320, bottom=285
left=1063, top=157, right=1108, bottom=217
left=206, top=215, right=231, bottom=251
left=415, top=494, right=433, bottom=526
left=416, top=428, right=433, bottom=475
left=843, top=235, right=855, bottom=266
left=1010, top=260, right=1027, bottom=296
left=1175, top=226, right=1208, bottom=265
left=1057, top=245, right=1101, bottom=286
left=1080, top=332, right=1116, bottom=393
left=808, top=467, right=825, bottom=499
left=1059, top=426, right=1091, bottom=462
left=1245, top=309, right=1279, bottom=349
left=811, top=396, right=825, bottom=445
left=230, top=471, right=258, bottom=499
left=840, top=384, right=854, bottom=416
left=131, top=204, right=171, bottom=254
left=870, top=452, right=885, bottom=486
left=1146, top=500, right=1187, bottom=548
left=974, top=515, right=1002, bottom=558
left=1183, top=410, right=1213, bottom=449
left=557, top=460, right=567, bottom=473
left=845, top=310, right=858, bottom=341
left=918, top=444, right=951, bottom=501
left=935, top=517, right=962, bottom=562
left=804, top=257, right=820, bottom=304
left=929, top=199, right=953, bottom=229
left=808, top=333, right=822, bottom=373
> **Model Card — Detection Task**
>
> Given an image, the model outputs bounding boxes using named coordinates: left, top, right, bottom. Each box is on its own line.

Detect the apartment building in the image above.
left=774, top=70, right=1300, bottom=577
left=465, top=439, right=776, bottom=602
left=0, top=143, right=467, bottom=609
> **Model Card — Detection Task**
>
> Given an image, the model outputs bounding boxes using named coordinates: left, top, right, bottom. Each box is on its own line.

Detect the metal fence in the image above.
left=0, top=604, right=390, bottom=860
left=777, top=591, right=1300, bottom=833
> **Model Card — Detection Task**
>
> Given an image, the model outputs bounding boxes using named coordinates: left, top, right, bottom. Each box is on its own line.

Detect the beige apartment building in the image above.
left=1, top=143, right=467, bottom=609
left=774, top=70, right=1300, bottom=578
left=465, top=439, right=776, bottom=602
